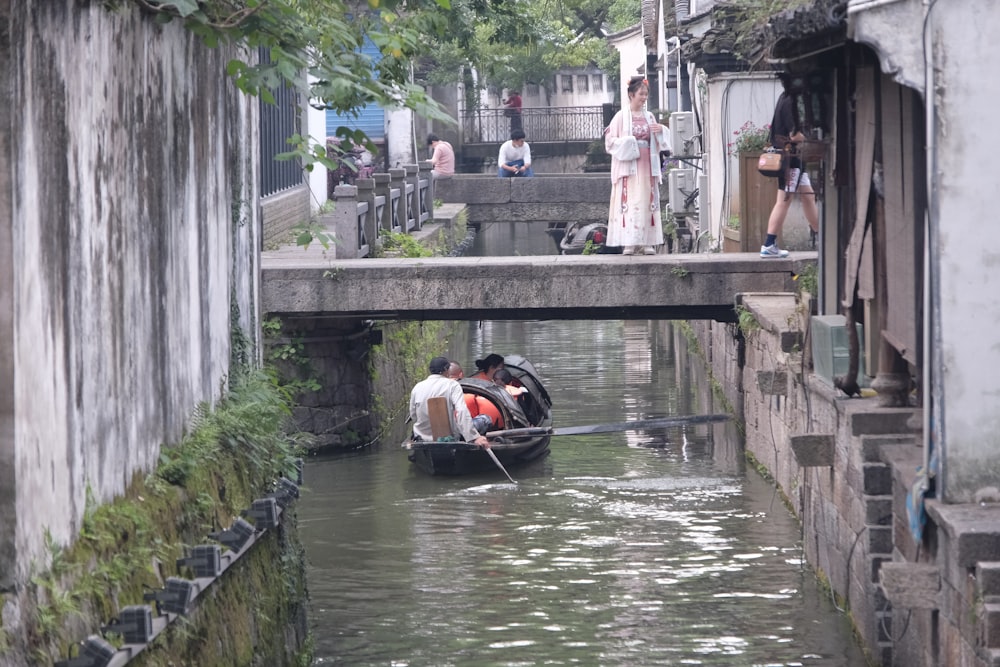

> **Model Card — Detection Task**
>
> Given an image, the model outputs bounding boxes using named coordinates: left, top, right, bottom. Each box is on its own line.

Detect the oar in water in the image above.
left=484, top=446, right=516, bottom=484
left=485, top=413, right=731, bottom=440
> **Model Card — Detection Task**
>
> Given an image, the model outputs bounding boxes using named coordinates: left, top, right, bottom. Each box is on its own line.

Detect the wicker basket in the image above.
left=799, top=139, right=830, bottom=163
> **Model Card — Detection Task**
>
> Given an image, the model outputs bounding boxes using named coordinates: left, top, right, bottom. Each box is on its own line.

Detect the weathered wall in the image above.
left=851, top=0, right=1000, bottom=504
left=692, top=293, right=998, bottom=666
left=1, top=2, right=259, bottom=588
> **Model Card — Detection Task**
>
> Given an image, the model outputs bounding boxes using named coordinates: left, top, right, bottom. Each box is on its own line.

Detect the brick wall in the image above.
left=262, top=185, right=312, bottom=248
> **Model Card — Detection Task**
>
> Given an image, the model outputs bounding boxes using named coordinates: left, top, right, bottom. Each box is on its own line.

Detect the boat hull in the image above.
left=407, top=437, right=551, bottom=476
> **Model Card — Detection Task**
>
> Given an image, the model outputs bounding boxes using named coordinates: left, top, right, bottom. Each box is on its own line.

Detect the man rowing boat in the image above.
left=408, top=356, right=490, bottom=448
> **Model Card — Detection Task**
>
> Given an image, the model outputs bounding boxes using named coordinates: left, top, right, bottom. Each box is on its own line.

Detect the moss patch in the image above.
left=6, top=370, right=311, bottom=666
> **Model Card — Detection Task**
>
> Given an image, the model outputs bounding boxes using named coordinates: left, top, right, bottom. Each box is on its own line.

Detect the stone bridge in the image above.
left=432, top=174, right=668, bottom=227
left=261, top=252, right=815, bottom=323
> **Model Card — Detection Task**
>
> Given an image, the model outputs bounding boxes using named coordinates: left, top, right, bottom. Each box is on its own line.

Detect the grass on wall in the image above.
left=7, top=369, right=312, bottom=666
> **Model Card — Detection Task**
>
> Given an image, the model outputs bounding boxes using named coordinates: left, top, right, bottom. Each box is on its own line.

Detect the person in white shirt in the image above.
left=497, top=130, right=533, bottom=177
left=409, top=356, right=490, bottom=446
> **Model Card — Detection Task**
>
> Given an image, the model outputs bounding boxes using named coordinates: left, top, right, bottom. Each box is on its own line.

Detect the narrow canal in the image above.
left=298, top=223, right=866, bottom=666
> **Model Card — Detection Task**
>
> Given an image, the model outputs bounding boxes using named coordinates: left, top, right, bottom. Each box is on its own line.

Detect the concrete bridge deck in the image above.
left=262, top=251, right=816, bottom=322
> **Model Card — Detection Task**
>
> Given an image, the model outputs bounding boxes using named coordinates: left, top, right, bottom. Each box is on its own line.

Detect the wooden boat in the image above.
left=404, top=354, right=553, bottom=476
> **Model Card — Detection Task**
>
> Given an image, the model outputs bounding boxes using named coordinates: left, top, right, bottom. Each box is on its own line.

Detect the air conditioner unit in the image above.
left=811, top=315, right=870, bottom=388
left=667, top=168, right=696, bottom=214
left=669, top=111, right=696, bottom=155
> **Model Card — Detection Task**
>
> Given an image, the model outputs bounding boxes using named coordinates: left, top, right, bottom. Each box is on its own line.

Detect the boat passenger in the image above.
left=492, top=368, right=527, bottom=397
left=494, top=368, right=543, bottom=425
left=409, top=356, right=489, bottom=447
left=471, top=353, right=505, bottom=381
left=444, top=361, right=465, bottom=380
left=464, top=393, right=504, bottom=431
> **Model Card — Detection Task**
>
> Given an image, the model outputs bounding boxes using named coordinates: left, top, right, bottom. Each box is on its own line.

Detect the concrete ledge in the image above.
left=790, top=433, right=834, bottom=466
left=978, top=562, right=1000, bottom=597
left=736, top=293, right=804, bottom=352
left=850, top=409, right=921, bottom=436
left=880, top=562, right=940, bottom=609
left=926, top=500, right=1000, bottom=570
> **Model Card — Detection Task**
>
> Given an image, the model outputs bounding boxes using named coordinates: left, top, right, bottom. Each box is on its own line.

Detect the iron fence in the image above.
left=259, top=48, right=305, bottom=197
left=461, top=106, right=607, bottom=145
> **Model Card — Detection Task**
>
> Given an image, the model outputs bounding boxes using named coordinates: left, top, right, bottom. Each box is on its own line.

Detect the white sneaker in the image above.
left=760, top=244, right=789, bottom=258
left=643, top=245, right=657, bottom=255
left=622, top=246, right=636, bottom=255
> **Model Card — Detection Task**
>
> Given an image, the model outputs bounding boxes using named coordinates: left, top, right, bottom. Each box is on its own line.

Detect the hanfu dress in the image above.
left=603, top=108, right=668, bottom=249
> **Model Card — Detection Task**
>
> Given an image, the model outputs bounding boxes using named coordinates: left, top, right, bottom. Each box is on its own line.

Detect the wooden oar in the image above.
left=484, top=447, right=517, bottom=484
left=485, top=413, right=731, bottom=440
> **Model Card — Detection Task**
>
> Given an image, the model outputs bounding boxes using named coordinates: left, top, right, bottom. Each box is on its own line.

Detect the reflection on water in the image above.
left=299, top=320, right=866, bottom=666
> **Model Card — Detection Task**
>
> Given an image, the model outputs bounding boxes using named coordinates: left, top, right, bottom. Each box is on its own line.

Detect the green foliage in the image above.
left=124, top=0, right=454, bottom=171
left=20, top=370, right=308, bottom=662
left=736, top=304, right=761, bottom=340
left=291, top=219, right=337, bottom=251
left=795, top=262, right=818, bottom=296
left=380, top=230, right=434, bottom=257
left=670, top=265, right=689, bottom=278
left=262, top=319, right=325, bottom=398
left=662, top=208, right=678, bottom=242
left=582, top=240, right=598, bottom=255
left=419, top=0, right=631, bottom=96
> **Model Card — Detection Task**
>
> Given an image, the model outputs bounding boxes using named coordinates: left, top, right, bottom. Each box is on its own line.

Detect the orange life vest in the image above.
left=464, top=393, right=503, bottom=429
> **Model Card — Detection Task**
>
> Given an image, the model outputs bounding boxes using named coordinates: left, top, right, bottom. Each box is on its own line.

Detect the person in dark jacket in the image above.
left=760, top=78, right=820, bottom=258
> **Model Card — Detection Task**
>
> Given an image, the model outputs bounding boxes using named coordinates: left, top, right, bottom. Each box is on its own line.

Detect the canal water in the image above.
left=298, top=224, right=866, bottom=666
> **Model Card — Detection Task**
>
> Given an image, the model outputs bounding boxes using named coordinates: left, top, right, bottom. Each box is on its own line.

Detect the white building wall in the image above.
left=704, top=74, right=804, bottom=248
left=839, top=0, right=1000, bottom=502
left=3, top=2, right=259, bottom=586
left=386, top=107, right=417, bottom=168
left=608, top=27, right=647, bottom=105
left=921, top=0, right=1000, bottom=502
left=307, top=98, right=329, bottom=208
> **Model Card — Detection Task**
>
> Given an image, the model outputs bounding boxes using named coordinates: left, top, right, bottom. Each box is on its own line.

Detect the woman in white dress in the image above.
left=603, top=77, right=670, bottom=255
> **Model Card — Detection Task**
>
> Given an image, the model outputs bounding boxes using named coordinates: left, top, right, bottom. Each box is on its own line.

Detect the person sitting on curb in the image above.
left=497, top=130, right=533, bottom=178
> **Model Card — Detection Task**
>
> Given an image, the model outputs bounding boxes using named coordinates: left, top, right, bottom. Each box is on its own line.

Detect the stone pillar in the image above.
left=418, top=161, right=434, bottom=225
left=373, top=173, right=398, bottom=234
left=404, top=164, right=422, bottom=231
left=331, top=184, right=362, bottom=259
left=390, top=167, right=411, bottom=233
left=355, top=178, right=380, bottom=255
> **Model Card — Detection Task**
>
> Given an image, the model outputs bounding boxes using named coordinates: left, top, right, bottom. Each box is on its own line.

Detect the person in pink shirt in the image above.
left=426, top=134, right=455, bottom=179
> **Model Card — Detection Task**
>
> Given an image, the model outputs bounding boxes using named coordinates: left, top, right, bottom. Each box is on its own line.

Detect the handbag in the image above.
left=611, top=135, right=640, bottom=162
left=757, top=148, right=786, bottom=178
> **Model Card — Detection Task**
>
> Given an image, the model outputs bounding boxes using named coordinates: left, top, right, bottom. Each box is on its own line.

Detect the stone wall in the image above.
left=691, top=295, right=997, bottom=666
left=262, top=185, right=313, bottom=249
left=433, top=174, right=669, bottom=225
left=1, top=2, right=259, bottom=588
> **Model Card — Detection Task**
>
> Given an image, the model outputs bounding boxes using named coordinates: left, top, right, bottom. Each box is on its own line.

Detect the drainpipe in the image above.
left=846, top=0, right=907, bottom=15
left=665, top=36, right=682, bottom=111
left=922, top=0, right=942, bottom=494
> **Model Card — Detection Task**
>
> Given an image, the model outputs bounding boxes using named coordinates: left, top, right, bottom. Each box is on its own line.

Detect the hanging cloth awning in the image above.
left=842, top=67, right=877, bottom=306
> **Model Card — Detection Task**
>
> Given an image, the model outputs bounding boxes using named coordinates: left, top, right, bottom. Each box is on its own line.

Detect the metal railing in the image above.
left=461, top=106, right=606, bottom=144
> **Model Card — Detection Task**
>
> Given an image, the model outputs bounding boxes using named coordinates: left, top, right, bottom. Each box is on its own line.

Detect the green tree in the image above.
left=123, top=0, right=456, bottom=157
left=417, top=0, right=639, bottom=100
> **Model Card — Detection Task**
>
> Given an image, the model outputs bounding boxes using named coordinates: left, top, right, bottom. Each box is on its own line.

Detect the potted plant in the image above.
left=730, top=121, right=774, bottom=252
left=728, top=121, right=771, bottom=157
